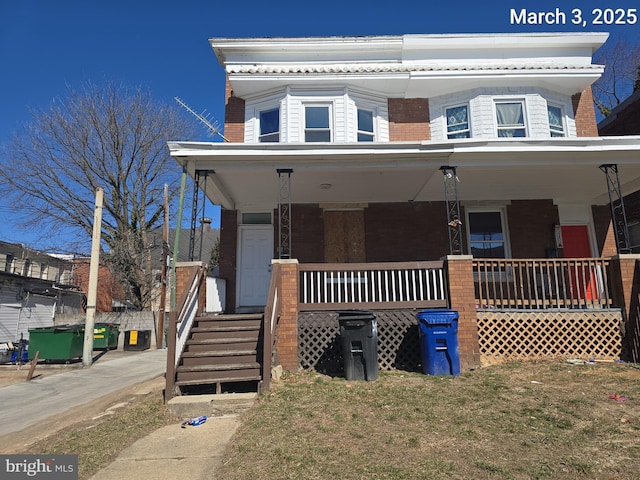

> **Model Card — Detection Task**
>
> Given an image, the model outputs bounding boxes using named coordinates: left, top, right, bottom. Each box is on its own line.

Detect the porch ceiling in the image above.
left=168, top=137, right=640, bottom=210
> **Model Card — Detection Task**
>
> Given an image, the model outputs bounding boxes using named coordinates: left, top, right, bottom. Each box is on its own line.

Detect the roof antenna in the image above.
left=174, top=97, right=229, bottom=142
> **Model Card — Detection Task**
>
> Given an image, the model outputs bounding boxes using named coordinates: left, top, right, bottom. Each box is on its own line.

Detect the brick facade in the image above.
left=289, top=205, right=325, bottom=263
left=592, top=205, right=619, bottom=257
left=72, top=260, right=125, bottom=313
left=224, top=76, right=245, bottom=143
left=174, top=262, right=207, bottom=316
left=444, top=256, right=481, bottom=369
left=365, top=202, right=449, bottom=261
left=388, top=98, right=430, bottom=141
left=219, top=209, right=238, bottom=311
left=507, top=200, right=559, bottom=258
left=609, top=256, right=640, bottom=362
left=274, top=260, right=300, bottom=371
left=599, top=90, right=640, bottom=136
left=572, top=86, right=599, bottom=137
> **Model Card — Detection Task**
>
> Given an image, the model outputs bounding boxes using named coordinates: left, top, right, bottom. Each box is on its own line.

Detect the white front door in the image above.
left=237, top=226, right=274, bottom=308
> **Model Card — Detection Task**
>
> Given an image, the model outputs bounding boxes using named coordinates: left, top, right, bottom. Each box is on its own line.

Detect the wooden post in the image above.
left=164, top=311, right=178, bottom=402
left=26, top=351, right=39, bottom=381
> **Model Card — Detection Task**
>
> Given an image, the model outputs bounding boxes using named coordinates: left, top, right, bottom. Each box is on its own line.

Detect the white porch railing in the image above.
left=299, top=261, right=447, bottom=311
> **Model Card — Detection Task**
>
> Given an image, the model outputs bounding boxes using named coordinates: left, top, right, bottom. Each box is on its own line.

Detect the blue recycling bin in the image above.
left=417, top=310, right=460, bottom=376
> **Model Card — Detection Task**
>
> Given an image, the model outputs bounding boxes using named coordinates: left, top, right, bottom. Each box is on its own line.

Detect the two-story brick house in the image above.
left=166, top=32, right=640, bottom=394
left=170, top=32, right=639, bottom=310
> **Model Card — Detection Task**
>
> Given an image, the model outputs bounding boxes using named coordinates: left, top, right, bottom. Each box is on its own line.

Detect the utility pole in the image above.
left=83, top=187, right=104, bottom=367
left=157, top=184, right=169, bottom=349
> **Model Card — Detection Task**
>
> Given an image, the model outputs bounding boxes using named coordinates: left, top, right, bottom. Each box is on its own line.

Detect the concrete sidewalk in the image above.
left=0, top=347, right=255, bottom=479
left=88, top=415, right=242, bottom=480
left=88, top=392, right=256, bottom=480
left=0, top=349, right=167, bottom=438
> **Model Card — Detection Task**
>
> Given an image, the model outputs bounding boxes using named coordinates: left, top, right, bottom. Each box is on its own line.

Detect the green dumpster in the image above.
left=28, top=325, right=85, bottom=361
left=93, top=323, right=119, bottom=350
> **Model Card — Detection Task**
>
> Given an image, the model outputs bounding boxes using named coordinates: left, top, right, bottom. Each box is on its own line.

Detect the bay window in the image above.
left=495, top=101, right=527, bottom=138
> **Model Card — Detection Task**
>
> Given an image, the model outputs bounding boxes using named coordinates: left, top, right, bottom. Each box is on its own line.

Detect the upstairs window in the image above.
left=547, top=105, right=565, bottom=137
left=304, top=105, right=331, bottom=142
left=357, top=108, right=375, bottom=142
left=446, top=105, right=470, bottom=139
left=468, top=210, right=508, bottom=258
left=495, top=101, right=526, bottom=138
left=259, top=108, right=280, bottom=142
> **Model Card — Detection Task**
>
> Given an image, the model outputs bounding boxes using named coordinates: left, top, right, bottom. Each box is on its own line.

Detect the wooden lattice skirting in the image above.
left=298, top=310, right=423, bottom=374
left=477, top=309, right=623, bottom=364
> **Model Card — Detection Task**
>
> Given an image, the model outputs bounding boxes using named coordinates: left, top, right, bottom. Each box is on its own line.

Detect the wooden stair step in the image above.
left=182, top=349, right=257, bottom=358
left=192, top=325, right=260, bottom=333
left=187, top=337, right=257, bottom=345
left=198, top=313, right=263, bottom=321
left=177, top=362, right=260, bottom=373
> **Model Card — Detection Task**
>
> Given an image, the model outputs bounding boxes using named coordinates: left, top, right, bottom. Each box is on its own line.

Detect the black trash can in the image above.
left=338, top=310, right=378, bottom=381
left=417, top=310, right=460, bottom=376
left=124, top=330, right=151, bottom=351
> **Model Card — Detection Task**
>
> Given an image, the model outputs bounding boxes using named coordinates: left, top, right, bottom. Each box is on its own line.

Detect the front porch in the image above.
left=165, top=254, right=639, bottom=398
left=263, top=254, right=639, bottom=391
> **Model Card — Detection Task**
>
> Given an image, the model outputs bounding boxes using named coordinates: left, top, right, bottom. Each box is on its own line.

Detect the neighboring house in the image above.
left=598, top=89, right=640, bottom=252
left=72, top=259, right=127, bottom=313
left=72, top=225, right=219, bottom=314
left=168, top=32, right=640, bottom=313
left=0, top=241, right=84, bottom=343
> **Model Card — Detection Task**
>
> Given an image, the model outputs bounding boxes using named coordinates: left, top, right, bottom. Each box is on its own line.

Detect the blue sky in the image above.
left=0, top=0, right=638, bottom=251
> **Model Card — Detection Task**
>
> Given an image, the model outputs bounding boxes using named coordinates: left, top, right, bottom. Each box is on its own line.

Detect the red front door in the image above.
left=561, top=225, right=595, bottom=301
left=561, top=225, right=591, bottom=258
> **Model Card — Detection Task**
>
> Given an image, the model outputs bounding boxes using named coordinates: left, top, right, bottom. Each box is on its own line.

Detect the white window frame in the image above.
left=494, top=99, right=528, bottom=138
left=245, top=92, right=284, bottom=143
left=356, top=107, right=375, bottom=142
left=629, top=220, right=640, bottom=253
left=465, top=207, right=511, bottom=258
left=547, top=103, right=566, bottom=137
left=239, top=211, right=273, bottom=225
left=303, top=103, right=333, bottom=142
left=258, top=107, right=280, bottom=143
left=444, top=104, right=471, bottom=139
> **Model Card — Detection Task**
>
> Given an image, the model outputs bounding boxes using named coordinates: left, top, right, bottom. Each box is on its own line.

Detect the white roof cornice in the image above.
left=211, top=32, right=609, bottom=98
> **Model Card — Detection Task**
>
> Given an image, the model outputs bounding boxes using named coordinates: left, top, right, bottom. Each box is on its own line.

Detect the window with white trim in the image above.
left=357, top=108, right=375, bottom=142
left=467, top=210, right=509, bottom=258
left=304, top=105, right=331, bottom=142
left=445, top=105, right=470, bottom=139
left=259, top=108, right=280, bottom=142
left=495, top=101, right=527, bottom=137
left=547, top=104, right=565, bottom=137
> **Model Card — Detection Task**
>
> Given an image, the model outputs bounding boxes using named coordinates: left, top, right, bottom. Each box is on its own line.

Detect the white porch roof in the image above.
left=168, top=137, right=640, bottom=210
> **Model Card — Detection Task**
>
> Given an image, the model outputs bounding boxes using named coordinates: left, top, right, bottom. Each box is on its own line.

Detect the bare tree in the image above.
left=593, top=35, right=640, bottom=117
left=0, top=81, right=195, bottom=309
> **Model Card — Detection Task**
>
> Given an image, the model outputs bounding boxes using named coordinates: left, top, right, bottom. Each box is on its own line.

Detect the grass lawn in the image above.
left=220, top=361, right=640, bottom=480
